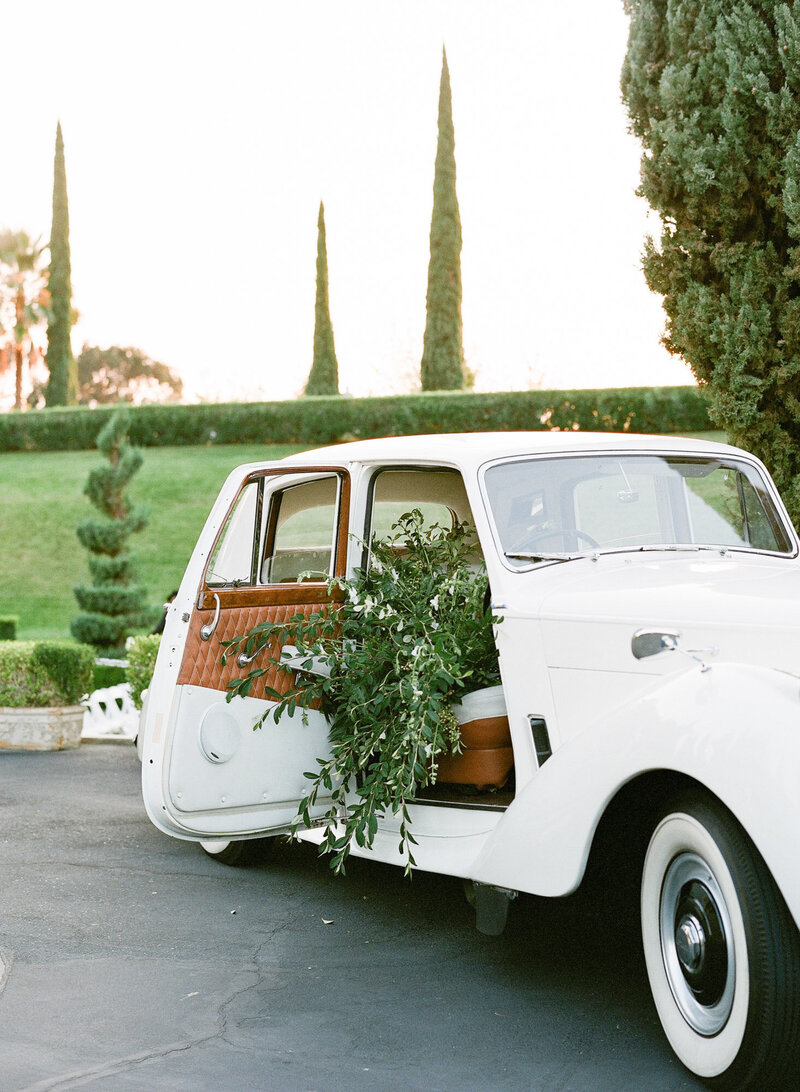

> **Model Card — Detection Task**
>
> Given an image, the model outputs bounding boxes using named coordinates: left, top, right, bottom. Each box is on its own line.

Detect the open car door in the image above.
left=142, top=464, right=349, bottom=842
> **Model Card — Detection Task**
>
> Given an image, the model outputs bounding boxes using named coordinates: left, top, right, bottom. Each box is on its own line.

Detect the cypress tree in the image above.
left=421, top=48, right=466, bottom=392
left=45, top=122, right=77, bottom=406
left=304, top=201, right=339, bottom=396
left=71, top=410, right=160, bottom=654
left=622, top=2, right=800, bottom=525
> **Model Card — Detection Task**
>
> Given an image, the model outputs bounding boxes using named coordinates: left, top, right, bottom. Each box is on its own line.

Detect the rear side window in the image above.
left=368, top=468, right=472, bottom=539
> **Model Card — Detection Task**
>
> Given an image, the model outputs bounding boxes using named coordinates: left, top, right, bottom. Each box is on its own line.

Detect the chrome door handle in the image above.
left=200, top=593, right=221, bottom=641
left=237, top=642, right=269, bottom=668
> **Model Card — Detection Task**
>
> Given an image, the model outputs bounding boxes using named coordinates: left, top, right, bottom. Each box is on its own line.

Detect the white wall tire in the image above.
left=641, top=795, right=800, bottom=1089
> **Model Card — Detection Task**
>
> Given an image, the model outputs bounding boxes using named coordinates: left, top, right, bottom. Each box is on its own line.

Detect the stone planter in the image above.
left=0, top=705, right=85, bottom=751
left=436, top=685, right=513, bottom=790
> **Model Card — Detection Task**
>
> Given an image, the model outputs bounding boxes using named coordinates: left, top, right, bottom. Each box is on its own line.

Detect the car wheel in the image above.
left=199, top=838, right=273, bottom=866
left=641, top=794, right=800, bottom=1089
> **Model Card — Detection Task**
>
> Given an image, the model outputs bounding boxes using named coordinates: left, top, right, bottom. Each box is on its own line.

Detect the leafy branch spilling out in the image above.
left=222, top=511, right=501, bottom=873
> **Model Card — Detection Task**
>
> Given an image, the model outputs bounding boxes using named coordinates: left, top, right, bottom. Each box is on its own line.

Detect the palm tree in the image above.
left=0, top=230, right=47, bottom=410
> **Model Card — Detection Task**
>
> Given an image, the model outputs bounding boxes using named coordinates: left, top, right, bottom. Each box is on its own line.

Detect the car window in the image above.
left=484, top=454, right=793, bottom=563
left=261, top=477, right=339, bottom=584
left=206, top=480, right=259, bottom=586
left=205, top=474, right=342, bottom=589
left=367, top=468, right=473, bottom=539
left=573, top=469, right=665, bottom=546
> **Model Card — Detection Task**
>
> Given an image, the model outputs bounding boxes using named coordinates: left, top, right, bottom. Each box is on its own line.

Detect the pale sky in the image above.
left=1, top=0, right=693, bottom=403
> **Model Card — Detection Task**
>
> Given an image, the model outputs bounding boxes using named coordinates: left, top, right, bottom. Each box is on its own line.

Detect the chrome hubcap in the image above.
left=660, top=853, right=735, bottom=1036
left=676, top=915, right=704, bottom=973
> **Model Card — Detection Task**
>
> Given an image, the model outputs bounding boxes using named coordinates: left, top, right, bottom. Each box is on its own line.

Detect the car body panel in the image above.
left=471, top=663, right=800, bottom=922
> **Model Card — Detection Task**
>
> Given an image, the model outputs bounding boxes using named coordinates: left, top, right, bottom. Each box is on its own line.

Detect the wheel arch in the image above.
left=582, top=768, right=705, bottom=893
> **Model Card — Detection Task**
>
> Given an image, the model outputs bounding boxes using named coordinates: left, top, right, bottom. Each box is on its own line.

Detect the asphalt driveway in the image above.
left=0, top=744, right=700, bottom=1091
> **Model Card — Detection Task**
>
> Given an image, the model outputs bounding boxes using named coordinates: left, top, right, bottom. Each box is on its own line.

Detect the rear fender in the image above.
left=472, top=663, right=800, bottom=929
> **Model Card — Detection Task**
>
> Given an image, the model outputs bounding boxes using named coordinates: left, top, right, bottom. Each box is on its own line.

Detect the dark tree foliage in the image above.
left=622, top=1, right=800, bottom=525
left=421, top=48, right=467, bottom=392
left=45, top=123, right=77, bottom=406
left=304, top=202, right=340, bottom=396
left=71, top=410, right=160, bottom=654
left=77, top=344, right=183, bottom=405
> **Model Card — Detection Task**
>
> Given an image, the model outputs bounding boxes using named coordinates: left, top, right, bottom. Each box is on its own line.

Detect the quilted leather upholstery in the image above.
left=177, top=602, right=320, bottom=697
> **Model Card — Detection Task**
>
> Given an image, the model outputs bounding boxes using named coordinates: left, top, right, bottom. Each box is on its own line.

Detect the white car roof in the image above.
left=281, top=431, right=744, bottom=472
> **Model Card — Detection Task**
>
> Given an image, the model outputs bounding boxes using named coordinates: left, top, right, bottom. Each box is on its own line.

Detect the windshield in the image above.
left=483, top=454, right=794, bottom=566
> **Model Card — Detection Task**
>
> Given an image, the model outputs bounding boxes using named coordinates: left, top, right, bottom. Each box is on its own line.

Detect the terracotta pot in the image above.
left=0, top=705, right=84, bottom=751
left=436, top=686, right=513, bottom=790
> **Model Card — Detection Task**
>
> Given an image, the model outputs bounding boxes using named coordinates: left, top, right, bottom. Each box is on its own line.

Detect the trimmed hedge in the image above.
left=0, top=387, right=711, bottom=452
left=0, top=640, right=95, bottom=707
left=0, top=616, right=18, bottom=640
left=93, top=661, right=128, bottom=690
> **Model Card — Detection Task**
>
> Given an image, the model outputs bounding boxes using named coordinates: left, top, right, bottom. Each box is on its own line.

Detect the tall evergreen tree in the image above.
left=72, top=410, right=159, bottom=654
left=304, top=202, right=339, bottom=396
left=45, top=122, right=77, bottom=406
left=421, top=48, right=466, bottom=392
left=622, top=2, right=800, bottom=525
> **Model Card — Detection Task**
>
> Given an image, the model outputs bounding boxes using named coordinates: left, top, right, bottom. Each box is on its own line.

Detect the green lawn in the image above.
left=0, top=443, right=303, bottom=641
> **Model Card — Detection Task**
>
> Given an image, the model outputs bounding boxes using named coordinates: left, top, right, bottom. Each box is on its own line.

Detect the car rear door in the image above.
left=143, top=464, right=349, bottom=841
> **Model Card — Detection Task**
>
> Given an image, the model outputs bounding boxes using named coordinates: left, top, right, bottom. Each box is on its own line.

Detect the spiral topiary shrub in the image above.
left=71, top=409, right=160, bottom=655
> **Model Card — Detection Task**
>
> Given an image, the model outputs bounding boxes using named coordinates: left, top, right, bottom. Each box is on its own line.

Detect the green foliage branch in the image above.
left=222, top=512, right=501, bottom=873
left=72, top=409, right=159, bottom=653
left=622, top=0, right=800, bottom=525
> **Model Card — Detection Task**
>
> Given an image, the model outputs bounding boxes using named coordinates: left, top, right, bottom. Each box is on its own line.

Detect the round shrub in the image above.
left=0, top=641, right=95, bottom=707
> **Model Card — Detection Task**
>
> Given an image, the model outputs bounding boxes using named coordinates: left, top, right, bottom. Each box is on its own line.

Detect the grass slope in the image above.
left=0, top=443, right=301, bottom=641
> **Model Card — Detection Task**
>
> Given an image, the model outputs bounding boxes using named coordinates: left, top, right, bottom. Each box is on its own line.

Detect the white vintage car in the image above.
left=141, top=431, right=800, bottom=1089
